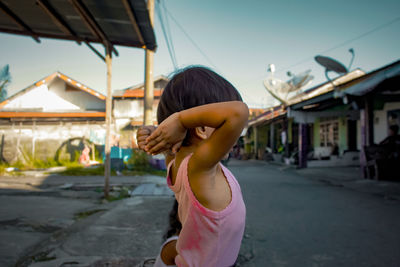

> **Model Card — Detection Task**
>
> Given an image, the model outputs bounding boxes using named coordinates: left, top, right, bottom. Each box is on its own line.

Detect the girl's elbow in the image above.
left=234, top=102, right=249, bottom=121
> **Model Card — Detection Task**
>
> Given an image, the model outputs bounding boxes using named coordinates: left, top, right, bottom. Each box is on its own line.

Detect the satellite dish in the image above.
left=287, top=69, right=314, bottom=91
left=264, top=65, right=314, bottom=105
left=315, top=55, right=347, bottom=73
left=315, top=49, right=355, bottom=81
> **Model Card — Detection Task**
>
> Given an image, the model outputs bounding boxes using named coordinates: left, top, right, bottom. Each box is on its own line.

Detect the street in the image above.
left=229, top=160, right=400, bottom=267
left=0, top=161, right=400, bottom=266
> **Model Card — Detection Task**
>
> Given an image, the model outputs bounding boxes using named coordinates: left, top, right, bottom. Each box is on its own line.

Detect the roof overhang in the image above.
left=343, top=60, right=400, bottom=96
left=0, top=0, right=156, bottom=51
left=0, top=111, right=105, bottom=118
left=248, top=105, right=286, bottom=127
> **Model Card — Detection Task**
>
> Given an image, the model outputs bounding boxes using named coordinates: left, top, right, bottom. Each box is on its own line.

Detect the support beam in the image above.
left=85, top=42, right=105, bottom=62
left=253, top=126, right=258, bottom=159
left=365, top=97, right=374, bottom=145
left=36, top=0, right=81, bottom=44
left=69, top=0, right=118, bottom=56
left=121, top=0, right=145, bottom=47
left=0, top=1, right=40, bottom=42
left=104, top=44, right=113, bottom=198
left=143, top=0, right=155, bottom=125
left=298, top=123, right=308, bottom=168
left=269, top=123, right=275, bottom=151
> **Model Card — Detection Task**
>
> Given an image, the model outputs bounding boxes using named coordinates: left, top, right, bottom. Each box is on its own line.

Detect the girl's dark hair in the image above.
left=163, top=199, right=181, bottom=241
left=157, top=66, right=243, bottom=124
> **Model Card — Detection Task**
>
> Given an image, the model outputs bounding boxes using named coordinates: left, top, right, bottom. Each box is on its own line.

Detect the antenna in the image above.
left=348, top=48, right=355, bottom=71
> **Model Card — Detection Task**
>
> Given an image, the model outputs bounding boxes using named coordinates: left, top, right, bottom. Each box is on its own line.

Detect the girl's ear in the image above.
left=194, top=126, right=208, bottom=140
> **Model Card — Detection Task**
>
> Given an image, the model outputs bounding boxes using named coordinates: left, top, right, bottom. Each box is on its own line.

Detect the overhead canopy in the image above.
left=0, top=0, right=156, bottom=52
left=344, top=60, right=400, bottom=96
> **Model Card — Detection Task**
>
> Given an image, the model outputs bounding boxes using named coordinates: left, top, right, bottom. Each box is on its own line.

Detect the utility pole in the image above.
left=104, top=43, right=112, bottom=198
left=143, top=0, right=155, bottom=125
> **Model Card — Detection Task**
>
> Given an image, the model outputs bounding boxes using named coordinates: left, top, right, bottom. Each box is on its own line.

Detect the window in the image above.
left=319, top=117, right=339, bottom=147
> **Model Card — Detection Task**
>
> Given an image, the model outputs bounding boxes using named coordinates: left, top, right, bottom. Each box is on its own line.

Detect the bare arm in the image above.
left=146, top=101, right=248, bottom=171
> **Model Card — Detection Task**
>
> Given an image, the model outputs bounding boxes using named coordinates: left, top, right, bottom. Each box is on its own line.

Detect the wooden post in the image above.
left=104, top=44, right=112, bottom=198
left=32, top=121, right=36, bottom=159
left=298, top=123, right=308, bottom=168
left=270, top=123, right=275, bottom=152
left=283, top=119, right=289, bottom=159
left=253, top=126, right=258, bottom=159
left=366, top=97, right=374, bottom=145
left=143, top=0, right=155, bottom=125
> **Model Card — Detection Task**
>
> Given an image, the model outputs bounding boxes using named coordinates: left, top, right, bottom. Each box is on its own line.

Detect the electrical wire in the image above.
left=156, top=0, right=178, bottom=70
left=275, top=16, right=400, bottom=73
left=162, top=0, right=176, bottom=63
left=163, top=6, right=220, bottom=72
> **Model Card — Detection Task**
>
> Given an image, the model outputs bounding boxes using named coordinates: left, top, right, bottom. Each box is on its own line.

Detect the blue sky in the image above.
left=1, top=0, right=399, bottom=108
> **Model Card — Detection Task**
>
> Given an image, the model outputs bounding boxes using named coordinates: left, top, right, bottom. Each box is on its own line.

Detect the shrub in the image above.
left=127, top=149, right=150, bottom=171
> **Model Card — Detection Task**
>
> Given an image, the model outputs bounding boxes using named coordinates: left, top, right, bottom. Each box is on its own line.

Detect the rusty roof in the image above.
left=0, top=0, right=156, bottom=51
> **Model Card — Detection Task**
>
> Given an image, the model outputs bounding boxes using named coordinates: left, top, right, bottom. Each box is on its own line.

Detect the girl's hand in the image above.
left=136, top=126, right=156, bottom=151
left=145, top=113, right=186, bottom=155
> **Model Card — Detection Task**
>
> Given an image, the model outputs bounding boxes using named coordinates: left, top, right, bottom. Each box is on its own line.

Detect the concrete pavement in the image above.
left=0, top=174, right=174, bottom=267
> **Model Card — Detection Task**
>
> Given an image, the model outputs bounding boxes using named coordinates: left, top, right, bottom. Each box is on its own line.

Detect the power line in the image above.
left=239, top=15, right=400, bottom=89
left=275, top=16, right=400, bottom=73
left=156, top=0, right=178, bottom=70
left=163, top=6, right=220, bottom=72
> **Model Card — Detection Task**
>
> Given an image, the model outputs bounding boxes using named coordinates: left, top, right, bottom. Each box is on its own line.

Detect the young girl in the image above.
left=137, top=66, right=248, bottom=267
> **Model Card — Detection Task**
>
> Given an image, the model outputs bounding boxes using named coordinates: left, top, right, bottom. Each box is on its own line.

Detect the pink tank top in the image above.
left=167, top=154, right=246, bottom=267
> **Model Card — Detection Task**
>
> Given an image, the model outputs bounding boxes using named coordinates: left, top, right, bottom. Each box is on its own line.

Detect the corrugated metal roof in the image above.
left=0, top=71, right=105, bottom=109
left=113, top=75, right=168, bottom=98
left=0, top=111, right=105, bottom=118
left=344, top=60, right=400, bottom=96
left=120, top=88, right=162, bottom=98
left=0, top=0, right=156, bottom=51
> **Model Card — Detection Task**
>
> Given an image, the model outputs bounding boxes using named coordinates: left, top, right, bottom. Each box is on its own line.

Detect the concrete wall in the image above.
left=114, top=99, right=160, bottom=130
left=49, top=78, right=105, bottom=111
left=3, top=78, right=105, bottom=112
left=0, top=122, right=106, bottom=163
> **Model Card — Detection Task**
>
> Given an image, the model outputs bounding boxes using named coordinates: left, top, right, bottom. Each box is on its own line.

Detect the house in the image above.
left=112, top=75, right=169, bottom=147
left=247, top=59, right=400, bottom=179
left=247, top=69, right=365, bottom=162
left=0, top=72, right=106, bottom=163
left=289, top=60, right=400, bottom=173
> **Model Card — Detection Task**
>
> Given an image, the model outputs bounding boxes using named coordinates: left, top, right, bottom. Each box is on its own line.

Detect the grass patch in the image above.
left=0, top=163, right=6, bottom=175
left=58, top=165, right=105, bottom=176
left=104, top=186, right=131, bottom=202
left=74, top=209, right=106, bottom=220
left=57, top=164, right=166, bottom=177
left=31, top=251, right=56, bottom=262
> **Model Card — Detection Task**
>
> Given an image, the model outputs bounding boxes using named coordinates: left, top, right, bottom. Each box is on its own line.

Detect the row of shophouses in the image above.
left=0, top=59, right=399, bottom=179
left=246, top=60, right=400, bottom=180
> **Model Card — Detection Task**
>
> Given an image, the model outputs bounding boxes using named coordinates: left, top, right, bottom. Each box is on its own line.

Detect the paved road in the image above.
left=228, top=160, right=400, bottom=267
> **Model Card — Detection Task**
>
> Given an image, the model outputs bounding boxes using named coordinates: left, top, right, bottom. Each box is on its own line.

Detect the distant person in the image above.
left=379, top=125, right=400, bottom=146
left=79, top=145, right=91, bottom=166
left=79, top=145, right=99, bottom=166
left=137, top=66, right=247, bottom=266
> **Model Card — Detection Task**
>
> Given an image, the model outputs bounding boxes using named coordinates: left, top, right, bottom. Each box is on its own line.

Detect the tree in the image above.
left=0, top=64, right=11, bottom=101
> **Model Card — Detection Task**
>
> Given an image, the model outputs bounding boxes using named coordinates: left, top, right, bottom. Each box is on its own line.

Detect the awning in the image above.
left=344, top=60, right=400, bottom=96
left=0, top=0, right=156, bottom=51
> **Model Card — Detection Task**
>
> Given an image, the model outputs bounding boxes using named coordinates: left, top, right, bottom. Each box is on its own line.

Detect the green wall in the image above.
left=312, top=117, right=348, bottom=154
